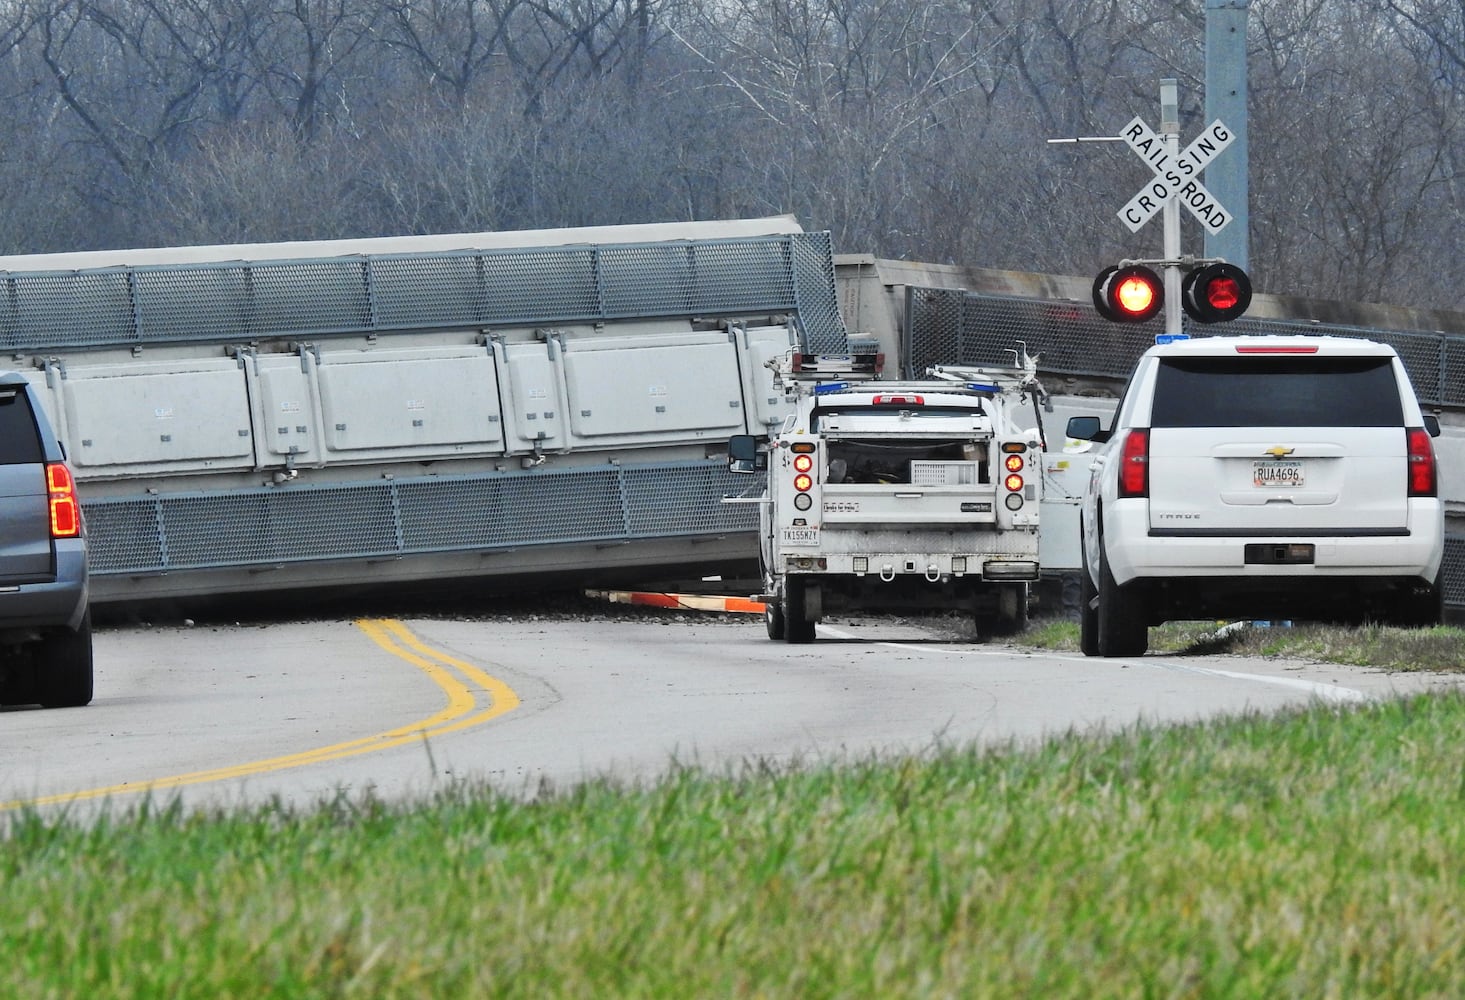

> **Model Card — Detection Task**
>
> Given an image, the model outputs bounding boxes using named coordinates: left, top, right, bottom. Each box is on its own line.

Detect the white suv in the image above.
left=1067, top=335, right=1444, bottom=657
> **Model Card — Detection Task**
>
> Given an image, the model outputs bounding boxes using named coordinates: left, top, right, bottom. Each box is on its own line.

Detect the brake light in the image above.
left=787, top=442, right=817, bottom=509
left=1118, top=429, right=1149, bottom=498
left=1233, top=345, right=1319, bottom=354
left=1004, top=473, right=1024, bottom=492
left=1407, top=427, right=1437, bottom=497
left=46, top=462, right=81, bottom=538
left=871, top=394, right=923, bottom=405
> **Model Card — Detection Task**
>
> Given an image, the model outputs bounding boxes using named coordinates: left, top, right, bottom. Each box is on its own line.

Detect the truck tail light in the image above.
left=790, top=443, right=817, bottom=509
left=1118, top=429, right=1150, bottom=498
left=1407, top=427, right=1437, bottom=497
left=46, top=462, right=81, bottom=538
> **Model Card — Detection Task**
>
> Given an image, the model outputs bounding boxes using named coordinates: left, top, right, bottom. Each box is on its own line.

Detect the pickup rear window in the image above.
left=0, top=389, right=43, bottom=465
left=1151, top=357, right=1404, bottom=428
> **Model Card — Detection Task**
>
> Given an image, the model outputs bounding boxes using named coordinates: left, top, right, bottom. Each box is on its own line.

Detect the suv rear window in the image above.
left=1151, top=356, right=1404, bottom=428
left=0, top=388, right=44, bottom=465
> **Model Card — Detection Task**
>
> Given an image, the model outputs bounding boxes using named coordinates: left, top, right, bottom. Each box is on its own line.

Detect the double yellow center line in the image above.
left=2, top=618, right=520, bottom=811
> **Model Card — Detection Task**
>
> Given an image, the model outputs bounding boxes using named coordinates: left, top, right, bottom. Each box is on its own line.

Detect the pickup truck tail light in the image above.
left=46, top=462, right=81, bottom=538
left=1118, top=429, right=1150, bottom=498
left=1407, top=427, right=1437, bottom=497
left=790, top=443, right=816, bottom=510
left=1002, top=443, right=1026, bottom=508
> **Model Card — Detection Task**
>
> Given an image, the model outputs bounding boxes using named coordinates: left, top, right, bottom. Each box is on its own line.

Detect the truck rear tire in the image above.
left=37, top=610, right=94, bottom=708
left=1097, top=544, right=1147, bottom=657
left=984, top=583, right=1028, bottom=636
left=765, top=599, right=786, bottom=640
left=784, top=578, right=816, bottom=644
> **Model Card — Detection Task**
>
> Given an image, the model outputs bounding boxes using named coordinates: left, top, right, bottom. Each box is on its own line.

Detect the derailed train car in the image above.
left=0, top=217, right=850, bottom=603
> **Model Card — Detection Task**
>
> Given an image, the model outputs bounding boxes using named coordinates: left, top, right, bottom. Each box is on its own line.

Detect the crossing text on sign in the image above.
left=1116, top=116, right=1234, bottom=235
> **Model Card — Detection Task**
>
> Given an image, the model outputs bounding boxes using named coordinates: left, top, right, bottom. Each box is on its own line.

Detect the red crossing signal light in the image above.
left=1182, top=262, right=1252, bottom=324
left=1092, top=264, right=1163, bottom=323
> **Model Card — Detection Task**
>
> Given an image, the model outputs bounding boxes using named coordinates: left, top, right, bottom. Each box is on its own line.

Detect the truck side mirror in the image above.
left=727, top=434, right=766, bottom=473
left=1065, top=415, right=1110, bottom=444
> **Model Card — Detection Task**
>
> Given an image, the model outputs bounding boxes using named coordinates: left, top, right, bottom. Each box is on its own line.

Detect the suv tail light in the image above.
left=1118, top=429, right=1150, bottom=498
left=1407, top=427, right=1437, bottom=497
left=46, top=462, right=81, bottom=538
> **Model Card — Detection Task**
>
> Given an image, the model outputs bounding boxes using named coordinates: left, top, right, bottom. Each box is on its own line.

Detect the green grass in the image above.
left=7, top=691, right=1465, bottom=997
left=1021, top=617, right=1465, bottom=672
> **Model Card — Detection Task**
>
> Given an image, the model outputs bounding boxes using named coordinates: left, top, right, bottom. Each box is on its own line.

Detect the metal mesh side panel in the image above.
left=247, top=261, right=372, bottom=336
left=1446, top=536, right=1465, bottom=607
left=0, top=232, right=846, bottom=349
left=693, top=240, right=796, bottom=313
left=478, top=247, right=600, bottom=324
left=134, top=266, right=253, bottom=342
left=0, top=271, right=136, bottom=350
left=84, top=460, right=755, bottom=576
left=367, top=253, right=488, bottom=330
left=396, top=467, right=625, bottom=551
left=83, top=498, right=164, bottom=574
left=1445, top=340, right=1465, bottom=407
left=155, top=484, right=399, bottom=569
left=623, top=463, right=758, bottom=536
left=600, top=244, right=695, bottom=317
left=791, top=232, right=848, bottom=353
left=905, top=287, right=1153, bottom=379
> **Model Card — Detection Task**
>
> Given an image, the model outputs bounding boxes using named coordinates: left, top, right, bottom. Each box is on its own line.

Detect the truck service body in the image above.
left=728, top=351, right=1046, bottom=642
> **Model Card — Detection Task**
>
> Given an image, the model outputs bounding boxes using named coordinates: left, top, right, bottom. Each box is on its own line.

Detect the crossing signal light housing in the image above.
left=1093, top=264, right=1163, bottom=323
left=1182, top=262, right=1252, bottom=323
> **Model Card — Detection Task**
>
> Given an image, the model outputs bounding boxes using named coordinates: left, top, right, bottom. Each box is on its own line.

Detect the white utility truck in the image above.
left=727, top=350, right=1047, bottom=642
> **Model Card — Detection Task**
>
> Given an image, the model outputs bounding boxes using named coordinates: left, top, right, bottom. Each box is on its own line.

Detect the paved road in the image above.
left=2, top=612, right=1457, bottom=817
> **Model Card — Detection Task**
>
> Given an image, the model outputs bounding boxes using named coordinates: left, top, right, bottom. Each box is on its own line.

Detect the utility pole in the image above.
left=1205, top=0, right=1249, bottom=270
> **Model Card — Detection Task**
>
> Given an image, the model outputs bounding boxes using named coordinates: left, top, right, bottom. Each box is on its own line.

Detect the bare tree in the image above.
left=0, top=0, right=1460, bottom=313
left=376, top=0, right=528, bottom=110
left=238, top=0, right=382, bottom=139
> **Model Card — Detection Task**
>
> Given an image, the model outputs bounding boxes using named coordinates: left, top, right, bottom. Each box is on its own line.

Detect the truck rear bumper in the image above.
left=782, top=552, right=1039, bottom=582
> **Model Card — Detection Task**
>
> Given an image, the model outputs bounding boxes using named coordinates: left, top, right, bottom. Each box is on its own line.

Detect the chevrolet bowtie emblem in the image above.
left=1265, top=446, right=1295, bottom=458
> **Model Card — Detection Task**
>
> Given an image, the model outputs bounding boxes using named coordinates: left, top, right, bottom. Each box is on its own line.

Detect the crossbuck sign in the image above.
left=1117, top=116, right=1234, bottom=235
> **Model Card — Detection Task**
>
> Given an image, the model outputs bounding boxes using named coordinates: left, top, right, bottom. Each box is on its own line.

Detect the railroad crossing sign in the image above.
left=1118, top=116, right=1234, bottom=235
